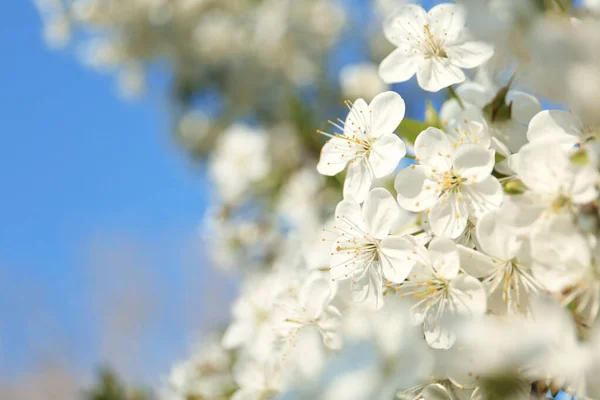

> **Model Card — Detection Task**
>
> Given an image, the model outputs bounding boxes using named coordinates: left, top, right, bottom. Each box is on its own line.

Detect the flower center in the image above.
left=423, top=24, right=447, bottom=58
left=438, top=169, right=465, bottom=192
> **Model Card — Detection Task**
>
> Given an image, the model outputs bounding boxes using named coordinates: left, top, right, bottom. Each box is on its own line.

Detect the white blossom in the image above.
left=395, top=236, right=487, bottom=349
left=395, top=127, right=502, bottom=238
left=317, top=91, right=407, bottom=203
left=328, top=188, right=417, bottom=310
left=380, top=3, right=493, bottom=92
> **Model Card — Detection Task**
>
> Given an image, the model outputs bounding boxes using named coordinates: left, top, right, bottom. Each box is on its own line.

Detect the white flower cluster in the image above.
left=154, top=2, right=600, bottom=400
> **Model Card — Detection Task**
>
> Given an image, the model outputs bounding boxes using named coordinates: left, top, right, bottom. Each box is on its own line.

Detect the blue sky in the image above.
left=0, top=1, right=228, bottom=387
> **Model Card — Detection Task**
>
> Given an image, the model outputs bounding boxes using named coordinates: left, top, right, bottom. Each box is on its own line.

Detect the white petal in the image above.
left=222, top=322, right=253, bottom=349
left=527, top=110, right=582, bottom=146
left=383, top=4, right=428, bottom=46
left=335, top=197, right=365, bottom=233
left=453, top=144, right=495, bottom=183
left=449, top=274, right=487, bottom=315
left=455, top=81, right=494, bottom=108
left=414, top=127, right=453, bottom=171
left=379, top=235, right=418, bottom=283
left=362, top=188, right=399, bottom=239
left=416, top=57, right=465, bottom=92
left=379, top=47, right=420, bottom=84
left=428, top=236, right=460, bottom=280
left=461, top=176, right=503, bottom=220
left=446, top=41, right=494, bottom=69
left=369, top=91, right=406, bottom=136
left=509, top=143, right=558, bottom=193
left=368, top=133, right=406, bottom=177
left=423, top=308, right=456, bottom=350
left=428, top=3, right=466, bottom=43
left=457, top=245, right=494, bottom=278
left=316, top=136, right=354, bottom=176
left=506, top=90, right=541, bottom=125
left=300, top=274, right=333, bottom=319
left=394, top=165, right=439, bottom=212
left=429, top=192, right=469, bottom=239
left=343, top=160, right=373, bottom=204
left=351, top=267, right=385, bottom=310
left=475, top=210, right=519, bottom=260
left=330, top=249, right=358, bottom=281
left=344, top=98, right=370, bottom=139
left=446, top=108, right=491, bottom=148
left=421, top=383, right=452, bottom=400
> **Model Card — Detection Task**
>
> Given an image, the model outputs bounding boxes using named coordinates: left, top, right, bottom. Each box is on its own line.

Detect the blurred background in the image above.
left=1, top=0, right=443, bottom=398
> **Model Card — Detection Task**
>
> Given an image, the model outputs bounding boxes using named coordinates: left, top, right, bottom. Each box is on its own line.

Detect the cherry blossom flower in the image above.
left=458, top=209, right=542, bottom=315
left=379, top=3, right=493, bottom=92
left=328, top=188, right=417, bottom=310
left=509, top=141, right=599, bottom=218
left=273, top=272, right=342, bottom=350
left=395, top=236, right=487, bottom=349
left=395, top=127, right=502, bottom=238
left=317, top=91, right=407, bottom=203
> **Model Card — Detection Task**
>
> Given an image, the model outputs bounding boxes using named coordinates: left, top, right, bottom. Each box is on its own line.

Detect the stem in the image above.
left=448, top=86, right=465, bottom=110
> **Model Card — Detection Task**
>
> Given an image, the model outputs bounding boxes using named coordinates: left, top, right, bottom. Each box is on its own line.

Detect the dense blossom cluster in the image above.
left=161, top=2, right=600, bottom=399
left=37, top=0, right=600, bottom=399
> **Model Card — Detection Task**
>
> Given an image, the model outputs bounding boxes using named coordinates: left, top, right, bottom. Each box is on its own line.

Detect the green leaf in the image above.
left=396, top=118, right=429, bottom=144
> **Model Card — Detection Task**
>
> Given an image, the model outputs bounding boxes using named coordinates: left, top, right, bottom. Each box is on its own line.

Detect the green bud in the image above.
left=503, top=179, right=526, bottom=195
left=570, top=149, right=589, bottom=165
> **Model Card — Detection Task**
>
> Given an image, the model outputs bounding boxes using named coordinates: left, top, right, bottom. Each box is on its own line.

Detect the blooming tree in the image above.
left=38, top=0, right=600, bottom=399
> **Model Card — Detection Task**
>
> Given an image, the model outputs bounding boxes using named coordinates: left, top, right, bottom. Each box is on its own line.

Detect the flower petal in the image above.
left=416, top=57, right=465, bottom=92
left=343, top=159, right=373, bottom=204
left=368, top=133, right=406, bottom=177
left=461, top=176, right=503, bottom=220
left=414, top=127, right=453, bottom=171
left=446, top=41, right=494, bottom=69
left=379, top=47, right=420, bottom=84
left=428, top=3, right=466, bottom=43
left=350, top=267, right=385, bottom=310
left=344, top=98, right=370, bottom=139
left=369, top=91, right=406, bottom=136
left=379, top=235, right=418, bottom=283
left=394, top=165, right=439, bottom=212
left=449, top=274, right=487, bottom=316
left=428, top=236, right=460, bottom=280
left=457, top=245, right=494, bottom=278
left=475, top=210, right=519, bottom=260
left=362, top=188, right=399, bottom=239
left=383, top=4, right=428, bottom=46
left=428, top=192, right=469, bottom=238
left=299, top=274, right=334, bottom=319
left=316, top=136, right=353, bottom=176
left=335, top=197, right=365, bottom=233
left=453, top=143, right=495, bottom=183
left=423, top=308, right=456, bottom=350
left=506, top=90, right=541, bottom=125
left=222, top=321, right=253, bottom=349
left=526, top=110, right=582, bottom=146
left=421, top=383, right=452, bottom=400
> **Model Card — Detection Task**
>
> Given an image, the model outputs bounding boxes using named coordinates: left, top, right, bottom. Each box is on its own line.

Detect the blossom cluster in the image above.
left=37, top=0, right=600, bottom=399
left=164, top=2, right=600, bottom=399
